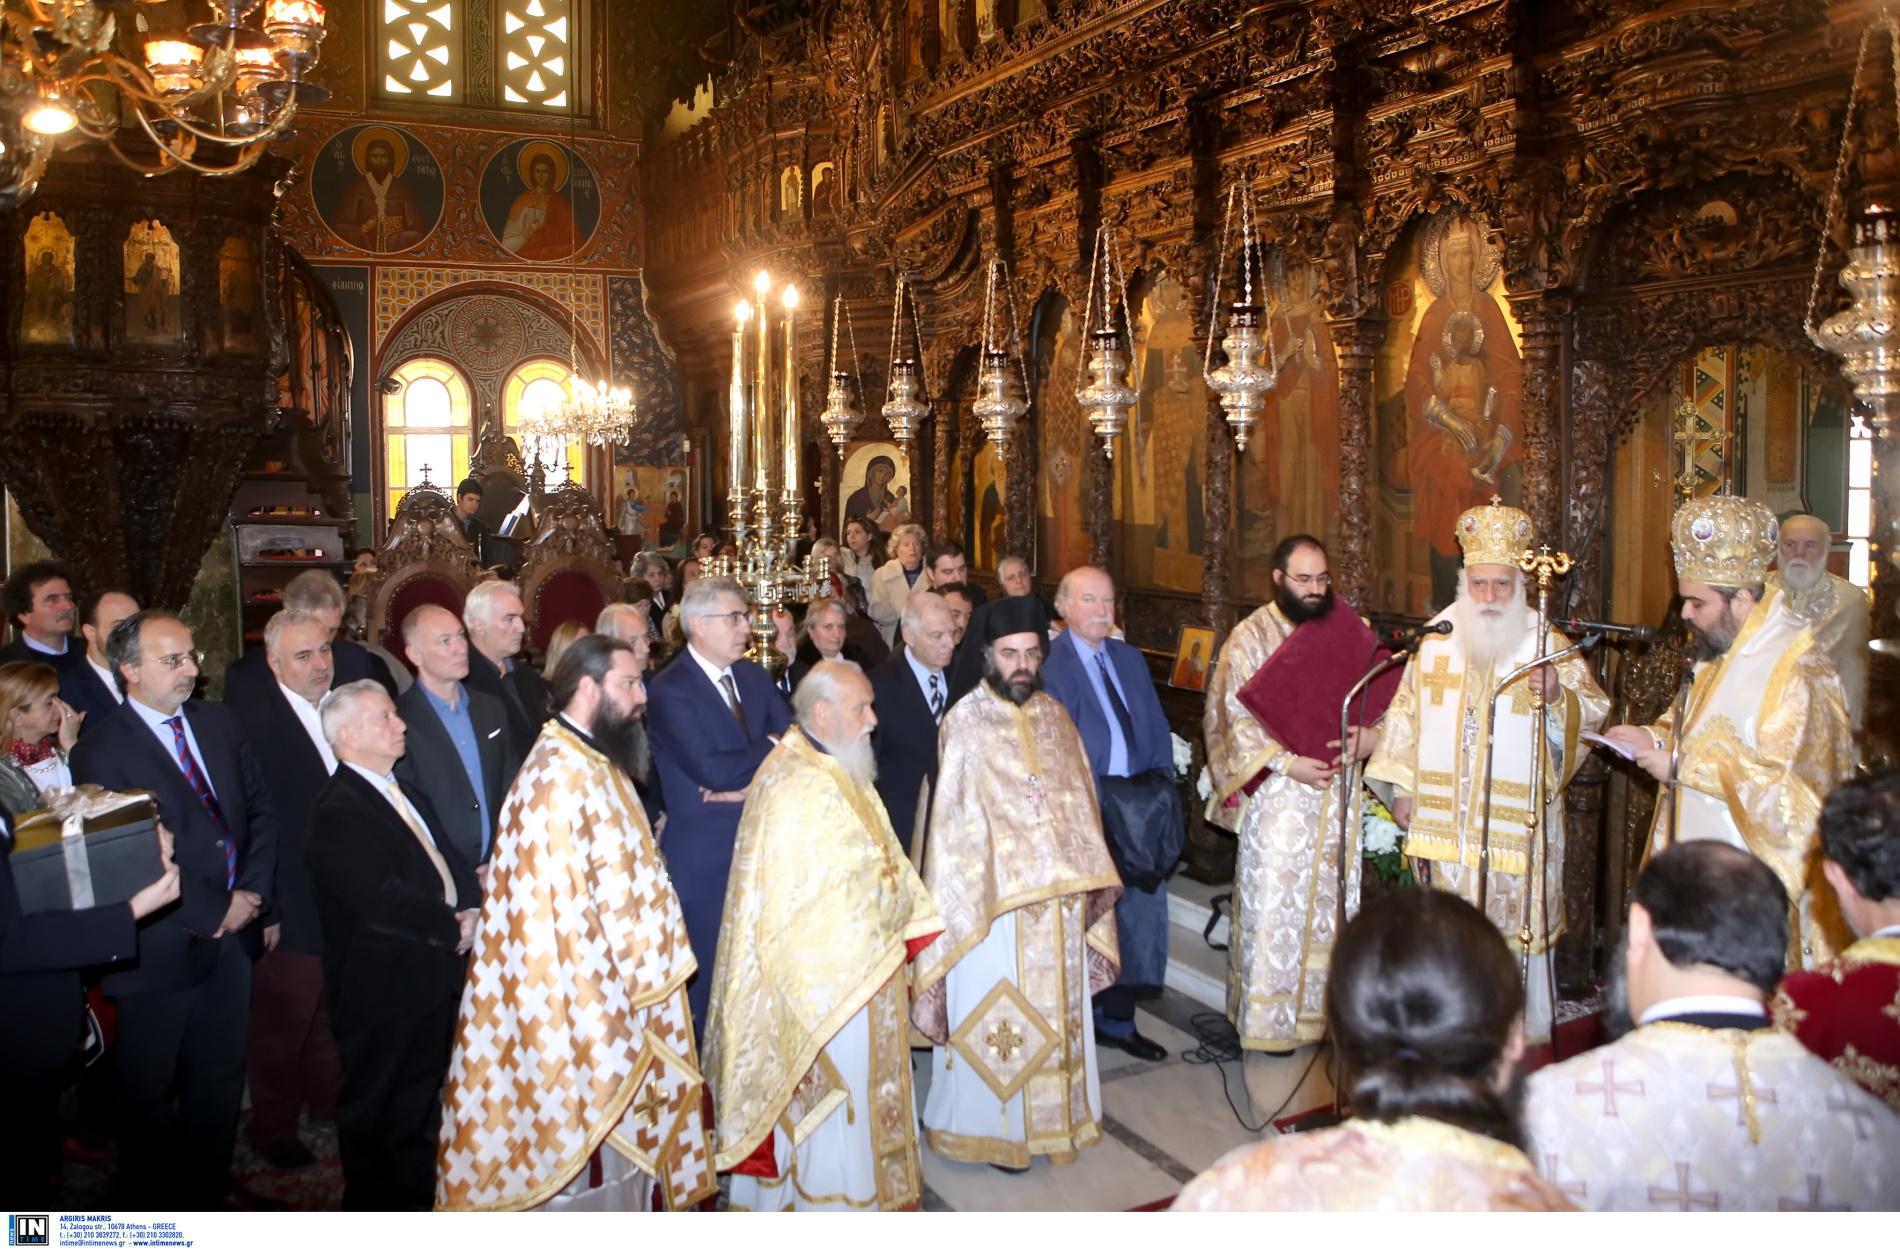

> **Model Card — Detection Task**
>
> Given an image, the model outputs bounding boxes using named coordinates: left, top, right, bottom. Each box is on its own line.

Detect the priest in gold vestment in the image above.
left=1602, top=496, right=1855, bottom=968
left=706, top=662, right=942, bottom=1211
left=1768, top=513, right=1869, bottom=739
left=1366, top=499, right=1608, bottom=1046
left=1202, top=536, right=1378, bottom=1051
left=437, top=637, right=716, bottom=1212
left=913, top=598, right=1122, bottom=1168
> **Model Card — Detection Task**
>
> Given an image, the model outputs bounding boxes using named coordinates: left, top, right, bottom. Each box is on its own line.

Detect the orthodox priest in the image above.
left=437, top=636, right=716, bottom=1212
left=913, top=595, right=1122, bottom=1170
left=1365, top=498, right=1608, bottom=1046
left=1601, top=495, right=1855, bottom=968
left=706, top=661, right=942, bottom=1211
left=1767, top=513, right=1868, bottom=739
left=1202, top=535, right=1390, bottom=1052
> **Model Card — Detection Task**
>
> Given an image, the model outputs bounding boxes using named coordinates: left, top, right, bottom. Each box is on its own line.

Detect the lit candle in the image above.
left=781, top=284, right=800, bottom=529
left=754, top=272, right=772, bottom=502
left=732, top=300, right=751, bottom=533
left=145, top=40, right=205, bottom=95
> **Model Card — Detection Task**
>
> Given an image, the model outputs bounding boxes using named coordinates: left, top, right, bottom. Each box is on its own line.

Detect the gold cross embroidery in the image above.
left=985, top=1019, right=1026, bottom=1063
left=632, top=1084, right=669, bottom=1123
left=1422, top=655, right=1461, bottom=707
left=1501, top=676, right=1536, bottom=717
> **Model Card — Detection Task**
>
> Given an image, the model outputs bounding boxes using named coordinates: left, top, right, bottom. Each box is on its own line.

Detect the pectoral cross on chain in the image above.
left=1421, top=655, right=1460, bottom=708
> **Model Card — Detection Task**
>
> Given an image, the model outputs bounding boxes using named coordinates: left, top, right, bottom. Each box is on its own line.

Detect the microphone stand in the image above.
left=1334, top=647, right=1419, bottom=941
left=1663, top=647, right=1697, bottom=849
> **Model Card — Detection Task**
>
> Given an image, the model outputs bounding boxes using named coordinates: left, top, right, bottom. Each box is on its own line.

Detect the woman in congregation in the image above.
left=0, top=662, right=80, bottom=819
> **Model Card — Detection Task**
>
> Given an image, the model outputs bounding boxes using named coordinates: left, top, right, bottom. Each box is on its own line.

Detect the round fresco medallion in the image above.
left=448, top=296, right=526, bottom=373
left=309, top=125, right=444, bottom=255
left=479, top=138, right=602, bottom=261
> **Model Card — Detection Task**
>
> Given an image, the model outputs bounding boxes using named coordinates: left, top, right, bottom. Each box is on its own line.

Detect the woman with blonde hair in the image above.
left=867, top=522, right=931, bottom=645
left=542, top=620, right=591, bottom=680
left=0, top=661, right=79, bottom=818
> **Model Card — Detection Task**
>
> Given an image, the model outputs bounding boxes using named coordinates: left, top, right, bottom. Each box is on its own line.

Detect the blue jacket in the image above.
left=1041, top=629, right=1173, bottom=780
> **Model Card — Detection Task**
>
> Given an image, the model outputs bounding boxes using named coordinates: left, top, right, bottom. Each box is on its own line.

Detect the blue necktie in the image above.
left=166, top=715, right=234, bottom=888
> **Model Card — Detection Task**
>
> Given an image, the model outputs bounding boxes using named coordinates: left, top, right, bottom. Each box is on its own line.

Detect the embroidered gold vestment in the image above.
left=1202, top=602, right=1365, bottom=1051
left=1523, top=1022, right=1900, bottom=1210
left=436, top=720, right=716, bottom=1212
left=911, top=683, right=1121, bottom=1165
left=1766, top=569, right=1870, bottom=736
left=1174, top=1116, right=1575, bottom=1211
left=703, top=727, right=941, bottom=1208
left=1643, top=588, right=1855, bottom=965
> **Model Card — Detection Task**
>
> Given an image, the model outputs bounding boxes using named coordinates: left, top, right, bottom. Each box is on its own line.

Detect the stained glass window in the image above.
left=384, top=358, right=472, bottom=517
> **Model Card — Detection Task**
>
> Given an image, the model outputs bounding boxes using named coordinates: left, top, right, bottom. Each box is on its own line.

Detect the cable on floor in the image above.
left=1181, top=1011, right=1322, bottom=1134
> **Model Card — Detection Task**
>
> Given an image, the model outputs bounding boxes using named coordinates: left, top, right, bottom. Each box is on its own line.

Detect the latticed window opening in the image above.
left=380, top=0, right=460, bottom=99
left=500, top=0, right=571, bottom=109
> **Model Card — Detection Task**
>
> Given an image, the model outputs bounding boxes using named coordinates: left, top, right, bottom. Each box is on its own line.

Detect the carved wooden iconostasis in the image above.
left=640, top=0, right=1900, bottom=985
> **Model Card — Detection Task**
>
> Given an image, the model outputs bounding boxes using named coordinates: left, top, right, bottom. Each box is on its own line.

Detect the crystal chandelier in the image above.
left=1202, top=176, right=1280, bottom=451
left=973, top=255, right=1029, bottom=452
left=1074, top=225, right=1137, bottom=456
left=881, top=272, right=930, bottom=454
left=819, top=288, right=865, bottom=455
left=521, top=373, right=635, bottom=449
left=1809, top=14, right=1900, bottom=432
left=0, top=1, right=329, bottom=206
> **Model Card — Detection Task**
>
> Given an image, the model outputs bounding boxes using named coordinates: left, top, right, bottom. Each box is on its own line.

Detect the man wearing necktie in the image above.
left=869, top=591, right=958, bottom=856
left=72, top=610, right=279, bottom=1207
left=1042, top=567, right=1177, bottom=1062
left=644, top=576, right=791, bottom=1035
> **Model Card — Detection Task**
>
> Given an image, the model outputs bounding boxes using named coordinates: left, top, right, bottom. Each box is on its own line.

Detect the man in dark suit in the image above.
left=224, top=608, right=343, bottom=1171
left=0, top=560, right=82, bottom=674
left=59, top=588, right=139, bottom=736
left=1042, top=566, right=1175, bottom=1062
left=869, top=591, right=957, bottom=855
left=462, top=579, right=550, bottom=750
left=926, top=540, right=988, bottom=609
left=222, top=570, right=397, bottom=705
left=645, top=576, right=791, bottom=1032
left=394, top=604, right=515, bottom=877
left=306, top=679, right=478, bottom=1211
left=71, top=610, right=278, bottom=1207
left=450, top=478, right=492, bottom=567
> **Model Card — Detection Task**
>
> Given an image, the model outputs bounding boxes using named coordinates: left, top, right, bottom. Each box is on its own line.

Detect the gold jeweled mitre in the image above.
left=1671, top=493, right=1779, bottom=588
left=1456, top=495, right=1534, bottom=568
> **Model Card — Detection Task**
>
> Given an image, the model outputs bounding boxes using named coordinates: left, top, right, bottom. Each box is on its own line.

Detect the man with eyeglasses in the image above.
left=644, top=576, right=791, bottom=1035
left=1203, top=535, right=1391, bottom=1057
left=72, top=610, right=279, bottom=1209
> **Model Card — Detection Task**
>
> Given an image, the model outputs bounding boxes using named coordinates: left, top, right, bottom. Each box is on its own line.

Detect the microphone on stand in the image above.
left=1377, top=620, right=1453, bottom=652
left=1554, top=617, right=1654, bottom=642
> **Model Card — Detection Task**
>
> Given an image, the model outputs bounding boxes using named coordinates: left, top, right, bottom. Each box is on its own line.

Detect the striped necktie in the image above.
left=165, top=715, right=233, bottom=888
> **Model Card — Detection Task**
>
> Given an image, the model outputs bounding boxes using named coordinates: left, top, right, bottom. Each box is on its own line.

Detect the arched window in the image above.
left=503, top=359, right=584, bottom=487
left=384, top=357, right=472, bottom=517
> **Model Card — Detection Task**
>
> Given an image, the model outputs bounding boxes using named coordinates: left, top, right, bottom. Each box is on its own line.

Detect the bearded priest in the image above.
left=1767, top=513, right=1868, bottom=740
left=706, top=661, right=942, bottom=1211
left=1202, top=535, right=1393, bottom=1053
left=1365, top=499, right=1608, bottom=1047
left=913, top=594, right=1123, bottom=1170
left=1601, top=495, right=1855, bottom=968
left=436, top=635, right=716, bottom=1212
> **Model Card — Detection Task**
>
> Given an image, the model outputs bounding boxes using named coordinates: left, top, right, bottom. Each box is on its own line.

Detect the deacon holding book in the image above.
left=1202, top=535, right=1394, bottom=1054
left=1365, top=499, right=1608, bottom=1049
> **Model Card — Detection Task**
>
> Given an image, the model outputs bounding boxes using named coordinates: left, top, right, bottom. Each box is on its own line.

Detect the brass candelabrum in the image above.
left=715, top=269, right=832, bottom=676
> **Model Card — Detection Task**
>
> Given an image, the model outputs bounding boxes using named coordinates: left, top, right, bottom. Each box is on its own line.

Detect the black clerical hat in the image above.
left=982, top=593, right=1047, bottom=644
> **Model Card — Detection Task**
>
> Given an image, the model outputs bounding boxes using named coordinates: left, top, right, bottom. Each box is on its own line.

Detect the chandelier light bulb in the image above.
left=783, top=284, right=799, bottom=310
left=755, top=270, right=772, bottom=295
left=23, top=97, right=76, bottom=136
left=736, top=299, right=752, bottom=325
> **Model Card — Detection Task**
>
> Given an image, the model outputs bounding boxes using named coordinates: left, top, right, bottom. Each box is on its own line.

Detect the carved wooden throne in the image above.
left=518, top=479, right=621, bottom=657
left=364, top=473, right=481, bottom=652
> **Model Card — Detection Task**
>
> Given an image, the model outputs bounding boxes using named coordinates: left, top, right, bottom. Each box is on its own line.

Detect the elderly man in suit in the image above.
left=224, top=608, right=343, bottom=1171
left=223, top=571, right=397, bottom=704
left=307, top=680, right=478, bottom=1211
left=462, top=580, right=550, bottom=750
left=394, top=605, right=516, bottom=880
left=59, top=588, right=139, bottom=736
left=1042, top=566, right=1176, bottom=1062
left=868, top=591, right=957, bottom=855
left=644, top=575, right=791, bottom=1033
left=71, top=609, right=279, bottom=1207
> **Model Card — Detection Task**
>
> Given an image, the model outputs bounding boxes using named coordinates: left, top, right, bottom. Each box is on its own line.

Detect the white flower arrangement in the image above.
left=1362, top=812, right=1402, bottom=857
left=1195, top=766, right=1213, bottom=801
left=1170, top=732, right=1193, bottom=780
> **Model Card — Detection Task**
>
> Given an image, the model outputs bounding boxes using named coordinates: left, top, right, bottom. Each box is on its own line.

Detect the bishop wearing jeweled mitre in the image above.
left=1610, top=494, right=1855, bottom=968
left=1365, top=498, right=1608, bottom=1047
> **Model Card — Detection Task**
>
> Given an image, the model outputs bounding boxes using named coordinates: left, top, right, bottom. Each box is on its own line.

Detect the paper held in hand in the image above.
left=1582, top=730, right=1636, bottom=761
